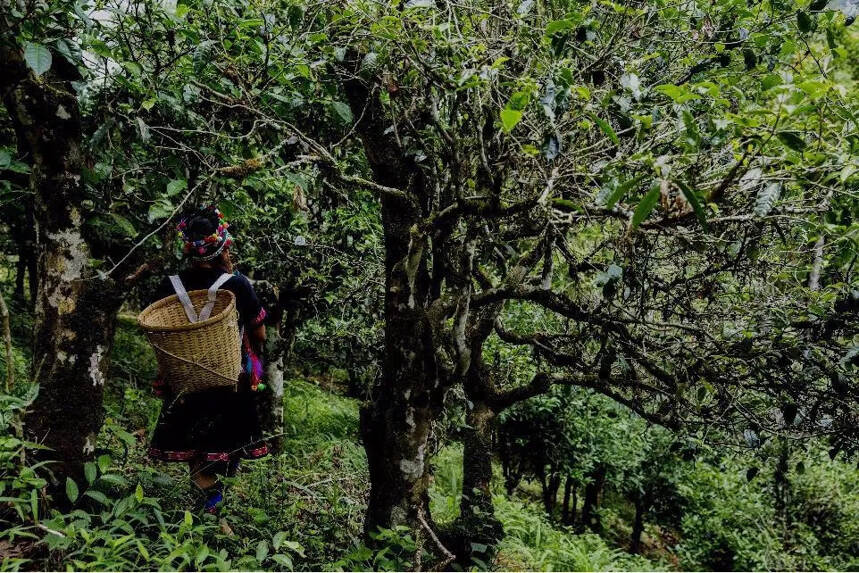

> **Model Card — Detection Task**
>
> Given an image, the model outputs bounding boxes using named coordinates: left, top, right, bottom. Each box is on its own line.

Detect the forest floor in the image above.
left=5, top=306, right=858, bottom=570
left=90, top=316, right=668, bottom=571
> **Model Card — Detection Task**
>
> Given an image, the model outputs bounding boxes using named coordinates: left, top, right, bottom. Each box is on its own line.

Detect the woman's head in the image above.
left=177, top=205, right=233, bottom=267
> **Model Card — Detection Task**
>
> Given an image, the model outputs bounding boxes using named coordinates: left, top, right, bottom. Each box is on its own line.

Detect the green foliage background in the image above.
left=1, top=0, right=859, bottom=569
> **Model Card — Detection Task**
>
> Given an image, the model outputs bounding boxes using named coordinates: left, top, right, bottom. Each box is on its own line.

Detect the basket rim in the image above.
left=137, top=289, right=237, bottom=333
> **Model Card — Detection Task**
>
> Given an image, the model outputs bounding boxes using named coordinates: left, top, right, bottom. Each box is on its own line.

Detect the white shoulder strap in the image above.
left=198, top=272, right=234, bottom=321
left=169, top=275, right=198, bottom=323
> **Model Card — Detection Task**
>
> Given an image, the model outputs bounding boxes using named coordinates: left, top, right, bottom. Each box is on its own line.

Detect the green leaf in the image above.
left=654, top=84, right=700, bottom=104
left=551, top=198, right=578, bottom=212
left=675, top=180, right=709, bottom=229
left=24, top=42, right=53, bottom=77
left=30, top=489, right=38, bottom=522
left=54, top=39, right=80, bottom=66
left=631, top=184, right=661, bottom=228
left=507, top=90, right=531, bottom=111
left=65, top=477, right=79, bottom=503
left=110, top=214, right=137, bottom=237
left=500, top=108, right=523, bottom=133
left=116, top=429, right=137, bottom=446
left=84, top=462, right=97, bottom=485
left=195, top=546, right=210, bottom=566
left=135, top=483, right=144, bottom=502
left=122, top=61, right=142, bottom=77
left=281, top=540, right=305, bottom=557
left=193, top=41, right=216, bottom=73
left=141, top=97, right=157, bottom=111
left=84, top=490, right=110, bottom=505
left=762, top=74, right=782, bottom=91
left=272, top=554, right=293, bottom=568
left=754, top=182, right=781, bottom=217
left=23, top=42, right=52, bottom=77
left=777, top=131, right=806, bottom=151
left=603, top=175, right=644, bottom=209
left=330, top=101, right=353, bottom=124
left=184, top=510, right=193, bottom=527
left=587, top=113, right=619, bottom=145
left=272, top=531, right=287, bottom=550
left=798, top=79, right=829, bottom=99
left=137, top=540, right=150, bottom=562
left=545, top=19, right=577, bottom=35
left=165, top=178, right=187, bottom=197
left=99, top=473, right=128, bottom=487
left=148, top=199, right=173, bottom=223
left=256, top=541, right=269, bottom=563
left=238, top=18, right=265, bottom=28
left=97, top=454, right=111, bottom=473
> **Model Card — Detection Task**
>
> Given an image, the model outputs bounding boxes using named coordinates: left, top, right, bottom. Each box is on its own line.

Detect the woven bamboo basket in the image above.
left=138, top=289, right=241, bottom=394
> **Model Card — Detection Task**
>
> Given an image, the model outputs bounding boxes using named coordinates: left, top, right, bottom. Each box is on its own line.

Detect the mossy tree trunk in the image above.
left=343, top=68, right=444, bottom=536
left=256, top=282, right=304, bottom=455
left=1, top=47, right=123, bottom=491
left=450, top=372, right=504, bottom=562
left=451, top=352, right=550, bottom=561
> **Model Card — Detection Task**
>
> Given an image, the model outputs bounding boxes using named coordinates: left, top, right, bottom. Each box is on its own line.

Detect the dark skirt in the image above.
left=149, top=385, right=269, bottom=469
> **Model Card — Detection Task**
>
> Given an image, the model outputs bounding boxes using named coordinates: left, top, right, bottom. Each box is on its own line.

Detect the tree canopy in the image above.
left=0, top=0, right=858, bottom=569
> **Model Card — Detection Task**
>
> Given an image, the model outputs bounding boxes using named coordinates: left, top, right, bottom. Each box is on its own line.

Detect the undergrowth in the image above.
left=6, top=317, right=857, bottom=571
left=429, top=446, right=662, bottom=572
left=0, top=316, right=667, bottom=571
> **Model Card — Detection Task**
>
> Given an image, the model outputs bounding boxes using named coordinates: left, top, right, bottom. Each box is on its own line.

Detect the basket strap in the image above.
left=198, top=272, right=234, bottom=322
left=169, top=275, right=199, bottom=323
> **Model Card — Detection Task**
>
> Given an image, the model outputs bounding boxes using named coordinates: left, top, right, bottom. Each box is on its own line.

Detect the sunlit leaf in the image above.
left=501, top=108, right=523, bottom=133
left=23, top=42, right=52, bottom=77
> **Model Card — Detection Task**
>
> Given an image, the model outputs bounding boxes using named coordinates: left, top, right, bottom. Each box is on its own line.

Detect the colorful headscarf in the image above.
left=176, top=206, right=233, bottom=261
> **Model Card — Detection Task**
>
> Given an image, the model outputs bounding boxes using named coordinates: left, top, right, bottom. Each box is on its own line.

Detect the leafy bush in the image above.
left=675, top=448, right=859, bottom=571
left=0, top=377, right=313, bottom=572
left=429, top=445, right=661, bottom=571
left=330, top=526, right=426, bottom=572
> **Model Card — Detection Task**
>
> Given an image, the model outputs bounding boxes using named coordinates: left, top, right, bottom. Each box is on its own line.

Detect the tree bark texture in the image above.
left=257, top=282, right=301, bottom=456
left=343, top=71, right=443, bottom=534
left=0, top=290, right=13, bottom=391
left=1, top=47, right=123, bottom=488
left=448, top=397, right=503, bottom=561
left=262, top=329, right=286, bottom=455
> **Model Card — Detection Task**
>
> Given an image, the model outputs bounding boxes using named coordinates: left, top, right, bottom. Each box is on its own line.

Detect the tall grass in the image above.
left=429, top=445, right=663, bottom=572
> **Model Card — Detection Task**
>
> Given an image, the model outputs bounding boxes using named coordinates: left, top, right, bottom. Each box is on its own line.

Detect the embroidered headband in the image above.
left=177, top=206, right=233, bottom=261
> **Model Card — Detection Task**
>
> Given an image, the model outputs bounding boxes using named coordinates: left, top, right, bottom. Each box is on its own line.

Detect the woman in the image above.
left=148, top=205, right=268, bottom=514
